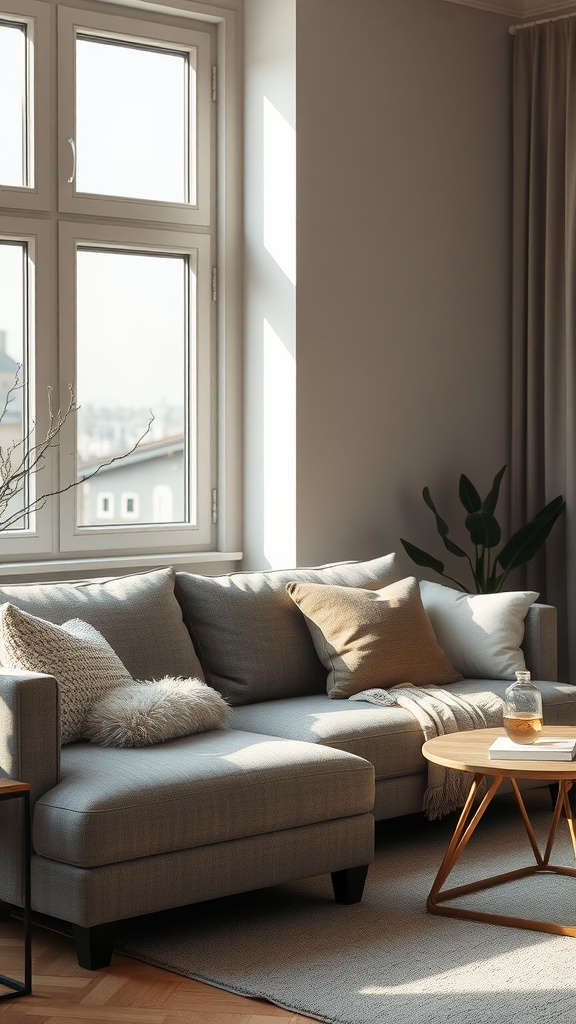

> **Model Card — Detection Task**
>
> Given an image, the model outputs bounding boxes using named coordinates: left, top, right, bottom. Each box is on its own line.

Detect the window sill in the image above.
left=0, top=550, right=243, bottom=583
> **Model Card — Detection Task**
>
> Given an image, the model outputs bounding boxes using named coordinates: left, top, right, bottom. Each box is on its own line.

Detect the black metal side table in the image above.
left=0, top=780, right=31, bottom=1000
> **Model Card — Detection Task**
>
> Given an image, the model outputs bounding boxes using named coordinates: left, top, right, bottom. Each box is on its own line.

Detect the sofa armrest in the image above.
left=522, top=603, right=557, bottom=681
left=0, top=671, right=60, bottom=906
left=0, top=671, right=60, bottom=799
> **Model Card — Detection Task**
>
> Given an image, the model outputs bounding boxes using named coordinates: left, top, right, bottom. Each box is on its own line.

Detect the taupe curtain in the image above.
left=511, top=19, right=576, bottom=683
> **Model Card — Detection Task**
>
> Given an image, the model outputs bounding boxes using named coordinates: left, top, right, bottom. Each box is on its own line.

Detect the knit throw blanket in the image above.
left=349, top=685, right=505, bottom=820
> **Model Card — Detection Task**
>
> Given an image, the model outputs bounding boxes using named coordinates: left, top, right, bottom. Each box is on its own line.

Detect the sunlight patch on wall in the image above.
left=263, top=96, right=296, bottom=286
left=263, top=317, right=295, bottom=567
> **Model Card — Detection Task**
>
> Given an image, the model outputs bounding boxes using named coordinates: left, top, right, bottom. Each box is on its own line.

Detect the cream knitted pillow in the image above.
left=0, top=603, right=133, bottom=744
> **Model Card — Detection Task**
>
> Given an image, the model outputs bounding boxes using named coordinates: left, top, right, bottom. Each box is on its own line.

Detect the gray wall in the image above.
left=245, top=0, right=513, bottom=579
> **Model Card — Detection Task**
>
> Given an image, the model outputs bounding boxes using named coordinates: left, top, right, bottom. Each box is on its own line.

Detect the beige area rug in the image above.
left=115, top=790, right=576, bottom=1024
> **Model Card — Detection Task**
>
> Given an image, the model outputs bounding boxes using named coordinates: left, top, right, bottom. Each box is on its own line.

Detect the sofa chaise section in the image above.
left=0, top=668, right=375, bottom=968
left=0, top=566, right=381, bottom=969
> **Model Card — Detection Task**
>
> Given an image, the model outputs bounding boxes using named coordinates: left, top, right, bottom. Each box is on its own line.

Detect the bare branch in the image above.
left=0, top=365, right=24, bottom=426
left=0, top=378, right=155, bottom=533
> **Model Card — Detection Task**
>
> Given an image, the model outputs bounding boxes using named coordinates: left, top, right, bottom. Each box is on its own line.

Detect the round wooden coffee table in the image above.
left=423, top=726, right=576, bottom=938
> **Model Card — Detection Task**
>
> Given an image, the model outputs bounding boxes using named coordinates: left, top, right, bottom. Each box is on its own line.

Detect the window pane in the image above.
left=75, top=36, right=190, bottom=203
left=75, top=248, right=189, bottom=528
left=0, top=22, right=27, bottom=187
left=0, top=240, right=28, bottom=529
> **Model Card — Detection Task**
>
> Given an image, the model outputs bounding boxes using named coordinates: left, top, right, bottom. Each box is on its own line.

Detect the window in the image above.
left=0, top=0, right=242, bottom=567
left=153, top=485, right=174, bottom=523
left=96, top=493, right=114, bottom=520
left=0, top=238, right=28, bottom=528
left=121, top=492, right=140, bottom=520
left=0, top=20, right=28, bottom=189
left=0, top=0, right=50, bottom=208
left=57, top=8, right=212, bottom=226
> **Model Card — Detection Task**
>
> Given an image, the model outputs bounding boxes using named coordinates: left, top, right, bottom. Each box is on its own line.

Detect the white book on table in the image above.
left=489, top=736, right=576, bottom=761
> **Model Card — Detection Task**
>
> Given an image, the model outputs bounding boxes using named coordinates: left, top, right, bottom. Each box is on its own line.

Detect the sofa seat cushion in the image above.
left=230, top=681, right=576, bottom=782
left=33, top=730, right=374, bottom=869
left=231, top=695, right=426, bottom=779
left=175, top=553, right=400, bottom=705
left=0, top=567, right=201, bottom=683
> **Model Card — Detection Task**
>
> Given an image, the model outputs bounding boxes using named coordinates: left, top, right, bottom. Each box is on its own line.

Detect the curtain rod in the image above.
left=509, top=9, right=576, bottom=35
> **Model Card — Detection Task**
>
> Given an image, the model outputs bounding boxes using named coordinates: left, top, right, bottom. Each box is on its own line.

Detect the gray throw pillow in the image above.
left=419, top=580, right=539, bottom=680
left=0, top=567, right=202, bottom=684
left=84, top=677, right=230, bottom=747
left=175, top=553, right=400, bottom=704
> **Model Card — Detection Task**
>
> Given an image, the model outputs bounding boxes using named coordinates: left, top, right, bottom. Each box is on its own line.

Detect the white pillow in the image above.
left=419, top=581, right=539, bottom=680
left=0, top=603, right=133, bottom=744
left=84, top=676, right=230, bottom=747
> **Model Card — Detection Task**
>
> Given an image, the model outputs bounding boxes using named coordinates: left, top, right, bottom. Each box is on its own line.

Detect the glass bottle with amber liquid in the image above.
left=503, top=670, right=543, bottom=744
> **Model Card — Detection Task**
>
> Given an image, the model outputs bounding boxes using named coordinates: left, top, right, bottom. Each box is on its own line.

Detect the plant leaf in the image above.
left=474, top=548, right=486, bottom=592
left=443, top=536, right=469, bottom=558
left=482, top=465, right=507, bottom=514
left=488, top=570, right=507, bottom=593
left=459, top=474, right=482, bottom=513
left=422, top=487, right=467, bottom=557
left=533, top=494, right=565, bottom=522
left=495, top=496, right=566, bottom=573
left=400, top=539, right=445, bottom=574
left=465, top=511, right=502, bottom=549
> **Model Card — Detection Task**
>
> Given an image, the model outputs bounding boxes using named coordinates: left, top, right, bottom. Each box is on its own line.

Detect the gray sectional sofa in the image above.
left=0, top=554, right=575, bottom=970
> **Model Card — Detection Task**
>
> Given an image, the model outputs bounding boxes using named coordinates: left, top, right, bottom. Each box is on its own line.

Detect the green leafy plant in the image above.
left=400, top=465, right=565, bottom=594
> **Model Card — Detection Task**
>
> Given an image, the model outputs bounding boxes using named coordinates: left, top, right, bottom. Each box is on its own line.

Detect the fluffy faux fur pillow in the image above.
left=84, top=676, right=230, bottom=748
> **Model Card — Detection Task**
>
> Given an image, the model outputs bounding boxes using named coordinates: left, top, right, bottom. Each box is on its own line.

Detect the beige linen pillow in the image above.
left=85, top=677, right=231, bottom=748
left=0, top=603, right=133, bottom=744
left=285, top=576, right=462, bottom=699
left=419, top=580, right=539, bottom=679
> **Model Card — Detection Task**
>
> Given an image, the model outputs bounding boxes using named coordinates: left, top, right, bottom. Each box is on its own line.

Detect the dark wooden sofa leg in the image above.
left=331, top=864, right=369, bottom=904
left=72, top=923, right=116, bottom=970
left=0, top=900, right=15, bottom=919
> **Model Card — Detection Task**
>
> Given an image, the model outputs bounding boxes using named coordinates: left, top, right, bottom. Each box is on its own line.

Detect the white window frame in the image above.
left=0, top=0, right=50, bottom=210
left=0, top=0, right=242, bottom=574
left=58, top=220, right=214, bottom=555
left=57, top=7, right=213, bottom=227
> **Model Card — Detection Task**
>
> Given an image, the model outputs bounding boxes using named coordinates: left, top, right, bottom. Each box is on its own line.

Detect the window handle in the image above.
left=67, top=138, right=76, bottom=184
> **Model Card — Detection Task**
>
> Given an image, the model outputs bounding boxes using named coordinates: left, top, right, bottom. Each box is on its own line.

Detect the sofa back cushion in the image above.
left=175, top=553, right=400, bottom=704
left=0, top=567, right=202, bottom=683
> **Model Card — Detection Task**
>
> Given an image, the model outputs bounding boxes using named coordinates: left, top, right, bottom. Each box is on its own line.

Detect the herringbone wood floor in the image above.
left=0, top=917, right=315, bottom=1024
